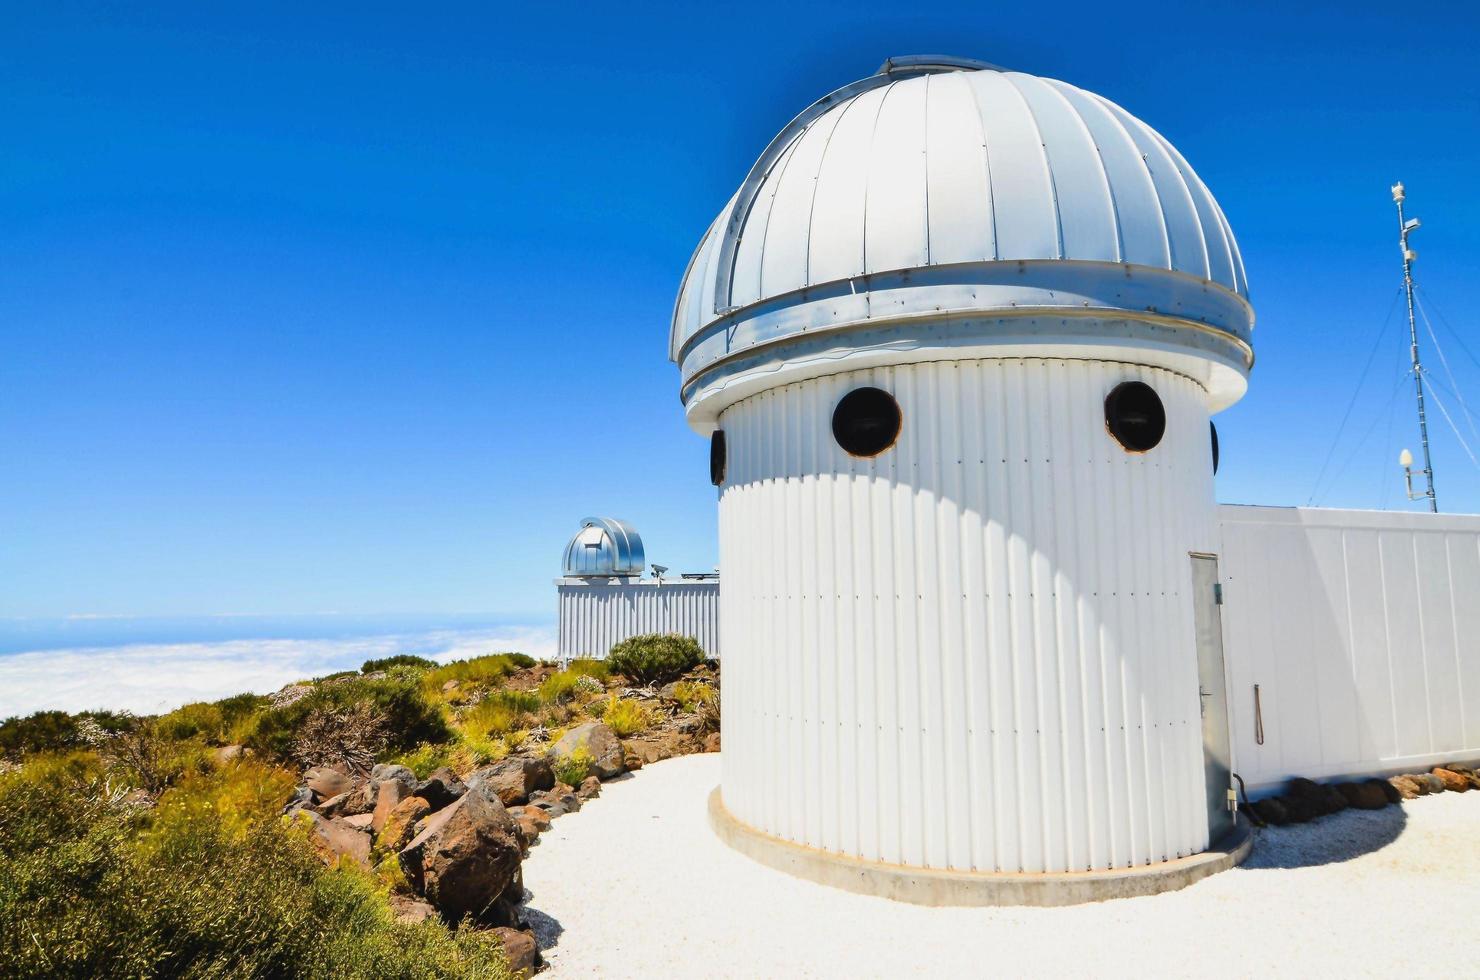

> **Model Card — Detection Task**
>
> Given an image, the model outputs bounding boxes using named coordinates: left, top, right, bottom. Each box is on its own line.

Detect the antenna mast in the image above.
left=1393, top=181, right=1438, bottom=512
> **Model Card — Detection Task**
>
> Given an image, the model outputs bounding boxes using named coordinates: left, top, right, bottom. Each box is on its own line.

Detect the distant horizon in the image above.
left=0, top=617, right=558, bottom=717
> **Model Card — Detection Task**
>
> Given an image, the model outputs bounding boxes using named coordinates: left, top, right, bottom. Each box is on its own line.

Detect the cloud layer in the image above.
left=0, top=625, right=556, bottom=717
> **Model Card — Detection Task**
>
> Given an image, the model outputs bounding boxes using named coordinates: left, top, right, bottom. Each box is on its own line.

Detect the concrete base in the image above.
left=708, top=787, right=1253, bottom=907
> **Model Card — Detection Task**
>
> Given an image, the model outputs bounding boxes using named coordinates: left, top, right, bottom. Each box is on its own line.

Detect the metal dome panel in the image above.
left=669, top=58, right=1255, bottom=426
left=562, top=517, right=645, bottom=578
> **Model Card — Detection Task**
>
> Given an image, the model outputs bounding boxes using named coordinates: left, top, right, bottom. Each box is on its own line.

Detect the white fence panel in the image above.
left=1218, top=505, right=1480, bottom=792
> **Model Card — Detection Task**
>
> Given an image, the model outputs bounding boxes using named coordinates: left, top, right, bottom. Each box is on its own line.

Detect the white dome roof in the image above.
left=562, top=517, right=645, bottom=578
left=670, top=57, right=1254, bottom=427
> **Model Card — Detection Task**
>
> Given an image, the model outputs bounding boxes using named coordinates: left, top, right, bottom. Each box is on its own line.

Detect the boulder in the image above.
left=343, top=812, right=375, bottom=829
left=371, top=763, right=419, bottom=793
left=315, top=789, right=371, bottom=819
left=389, top=894, right=439, bottom=925
left=211, top=745, right=244, bottom=766
left=1388, top=775, right=1421, bottom=799
left=377, top=795, right=432, bottom=853
left=1417, top=773, right=1447, bottom=794
left=1334, top=781, right=1389, bottom=810
left=576, top=775, right=602, bottom=801
left=1371, top=777, right=1403, bottom=805
left=1279, top=794, right=1316, bottom=823
left=470, top=756, right=554, bottom=807
left=493, top=927, right=540, bottom=976
left=304, top=767, right=353, bottom=800
left=415, top=767, right=467, bottom=811
left=303, top=812, right=372, bottom=869
left=513, top=805, right=551, bottom=834
left=530, top=783, right=580, bottom=816
left=1286, top=777, right=1344, bottom=817
left=371, top=779, right=411, bottom=834
left=1250, top=796, right=1288, bottom=825
left=1432, top=767, right=1470, bottom=793
left=398, top=783, right=524, bottom=925
left=282, top=785, right=314, bottom=814
left=551, top=722, right=625, bottom=780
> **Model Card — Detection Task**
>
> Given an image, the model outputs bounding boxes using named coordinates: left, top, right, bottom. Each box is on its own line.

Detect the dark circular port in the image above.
left=832, top=387, right=901, bottom=458
left=1104, top=381, right=1166, bottom=453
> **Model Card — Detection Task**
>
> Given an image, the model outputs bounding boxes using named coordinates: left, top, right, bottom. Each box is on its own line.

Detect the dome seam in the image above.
left=1042, top=78, right=1126, bottom=265
left=1003, top=72, right=1067, bottom=261
left=860, top=80, right=899, bottom=285
left=803, top=92, right=860, bottom=291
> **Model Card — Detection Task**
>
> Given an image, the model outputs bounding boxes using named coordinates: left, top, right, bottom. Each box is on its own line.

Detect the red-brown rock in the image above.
left=551, top=722, right=625, bottom=779
left=304, top=766, right=353, bottom=800
left=398, top=784, right=523, bottom=924
left=1433, top=767, right=1470, bottom=792
left=1388, top=775, right=1421, bottom=799
left=492, top=926, right=540, bottom=976
left=470, top=755, right=555, bottom=807
left=377, top=795, right=432, bottom=853
left=302, top=811, right=372, bottom=868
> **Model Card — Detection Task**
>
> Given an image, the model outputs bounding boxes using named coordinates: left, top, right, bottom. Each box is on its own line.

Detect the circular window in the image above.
left=1104, top=381, right=1166, bottom=453
left=710, top=430, right=727, bottom=486
left=1210, top=421, right=1220, bottom=474
left=832, top=387, right=901, bottom=458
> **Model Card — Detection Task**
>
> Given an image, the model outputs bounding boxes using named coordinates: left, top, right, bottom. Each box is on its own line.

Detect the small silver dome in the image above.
left=562, top=517, right=645, bottom=578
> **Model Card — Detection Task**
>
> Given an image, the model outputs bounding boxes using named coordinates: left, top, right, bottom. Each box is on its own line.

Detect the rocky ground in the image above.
left=280, top=661, right=721, bottom=976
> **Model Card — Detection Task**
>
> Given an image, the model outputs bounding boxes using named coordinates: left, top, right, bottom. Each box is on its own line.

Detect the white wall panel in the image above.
left=556, top=581, right=720, bottom=660
left=718, top=358, right=1219, bottom=874
left=1217, top=505, right=1480, bottom=792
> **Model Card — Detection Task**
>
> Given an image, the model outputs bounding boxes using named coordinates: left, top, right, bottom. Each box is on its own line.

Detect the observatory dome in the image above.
left=561, top=517, right=645, bottom=578
left=671, top=56, right=1253, bottom=428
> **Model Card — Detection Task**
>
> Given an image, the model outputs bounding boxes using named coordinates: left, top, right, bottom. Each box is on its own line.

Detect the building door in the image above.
left=1190, top=553, right=1235, bottom=844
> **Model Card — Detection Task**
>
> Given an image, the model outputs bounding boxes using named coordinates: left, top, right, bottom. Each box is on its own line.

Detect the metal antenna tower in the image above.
left=1393, top=181, right=1438, bottom=512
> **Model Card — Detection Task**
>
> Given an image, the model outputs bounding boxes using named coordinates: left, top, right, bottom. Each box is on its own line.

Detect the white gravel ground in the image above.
left=521, top=753, right=1480, bottom=978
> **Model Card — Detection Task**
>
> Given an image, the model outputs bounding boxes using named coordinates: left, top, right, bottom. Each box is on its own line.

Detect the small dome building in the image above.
left=562, top=517, right=646, bottom=579
left=674, top=56, right=1254, bottom=894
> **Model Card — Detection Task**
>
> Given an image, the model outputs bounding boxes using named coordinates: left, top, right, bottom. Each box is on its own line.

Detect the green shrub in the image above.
left=393, top=741, right=457, bottom=779
left=422, top=654, right=525, bottom=694
left=553, top=746, right=593, bottom=787
left=77, top=715, right=207, bottom=796
left=537, top=670, right=583, bottom=705
left=242, top=670, right=450, bottom=762
left=599, top=697, right=652, bottom=737
left=0, top=765, right=514, bottom=978
left=670, top=681, right=718, bottom=714
left=607, top=633, right=705, bottom=685
left=566, top=658, right=610, bottom=682
left=155, top=701, right=226, bottom=742
left=461, top=699, right=517, bottom=741
left=0, top=709, right=130, bottom=760
left=362, top=654, right=439, bottom=673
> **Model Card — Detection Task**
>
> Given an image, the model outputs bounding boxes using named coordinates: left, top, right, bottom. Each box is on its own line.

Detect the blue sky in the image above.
left=4, top=2, right=1479, bottom=623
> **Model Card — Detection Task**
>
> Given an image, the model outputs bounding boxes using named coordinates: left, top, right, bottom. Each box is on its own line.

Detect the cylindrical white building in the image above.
left=673, top=56, right=1254, bottom=884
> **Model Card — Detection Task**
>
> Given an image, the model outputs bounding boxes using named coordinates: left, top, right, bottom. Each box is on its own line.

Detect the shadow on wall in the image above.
left=1237, top=804, right=1407, bottom=870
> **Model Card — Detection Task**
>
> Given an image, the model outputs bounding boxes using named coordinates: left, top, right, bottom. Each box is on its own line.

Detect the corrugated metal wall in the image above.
left=718, top=357, right=1219, bottom=874
left=556, top=580, right=720, bottom=660
left=1217, top=505, right=1480, bottom=792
